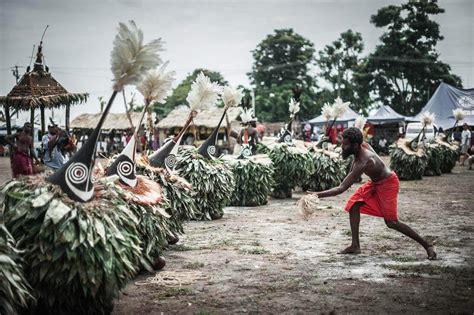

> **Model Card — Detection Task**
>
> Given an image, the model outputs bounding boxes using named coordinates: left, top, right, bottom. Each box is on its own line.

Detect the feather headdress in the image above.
left=240, top=107, right=254, bottom=124
left=222, top=86, right=243, bottom=108
left=331, top=97, right=350, bottom=119
left=322, top=103, right=333, bottom=121
left=137, top=61, right=176, bottom=103
left=289, top=98, right=300, bottom=119
left=421, top=111, right=435, bottom=126
left=186, top=72, right=223, bottom=111
left=111, top=20, right=163, bottom=91
left=48, top=20, right=162, bottom=202
left=354, top=115, right=367, bottom=130
left=453, top=108, right=465, bottom=122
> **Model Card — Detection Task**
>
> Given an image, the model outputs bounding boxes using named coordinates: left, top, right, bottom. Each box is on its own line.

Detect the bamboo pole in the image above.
left=65, top=104, right=70, bottom=132
left=30, top=108, right=35, bottom=138
left=40, top=105, right=45, bottom=137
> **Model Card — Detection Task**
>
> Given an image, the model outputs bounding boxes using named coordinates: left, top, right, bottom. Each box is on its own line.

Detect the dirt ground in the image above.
left=112, top=158, right=474, bottom=314
left=1, top=157, right=473, bottom=314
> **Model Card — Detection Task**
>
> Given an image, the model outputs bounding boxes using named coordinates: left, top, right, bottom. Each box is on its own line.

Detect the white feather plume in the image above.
left=453, top=108, right=465, bottom=121
left=331, top=97, right=350, bottom=119
left=322, top=103, right=333, bottom=121
left=186, top=72, right=223, bottom=111
left=240, top=107, right=254, bottom=124
left=137, top=61, right=176, bottom=103
left=421, top=111, right=435, bottom=126
left=222, top=86, right=243, bottom=108
left=111, top=20, right=163, bottom=91
left=354, top=115, right=367, bottom=130
left=289, top=98, right=300, bottom=118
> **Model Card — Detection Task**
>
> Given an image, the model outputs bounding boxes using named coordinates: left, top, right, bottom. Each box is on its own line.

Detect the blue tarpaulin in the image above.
left=414, top=82, right=474, bottom=130
left=367, top=105, right=405, bottom=124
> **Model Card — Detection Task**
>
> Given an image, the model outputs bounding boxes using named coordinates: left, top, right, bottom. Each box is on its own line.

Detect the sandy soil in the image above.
left=112, top=160, right=474, bottom=314
left=1, top=157, right=472, bottom=314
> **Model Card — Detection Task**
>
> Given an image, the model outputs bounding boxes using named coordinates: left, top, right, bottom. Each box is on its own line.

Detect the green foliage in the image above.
left=303, top=151, right=348, bottom=191
left=152, top=68, right=228, bottom=119
left=248, top=29, right=318, bottom=121
left=316, top=30, right=370, bottom=114
left=176, top=147, right=235, bottom=220
left=137, top=164, right=198, bottom=231
left=267, top=143, right=315, bottom=198
left=225, top=156, right=275, bottom=206
left=256, top=142, right=270, bottom=154
left=2, top=179, right=142, bottom=314
left=389, top=146, right=427, bottom=180
left=0, top=223, right=35, bottom=315
left=363, top=1, right=462, bottom=116
left=424, top=144, right=442, bottom=176
left=439, top=144, right=458, bottom=173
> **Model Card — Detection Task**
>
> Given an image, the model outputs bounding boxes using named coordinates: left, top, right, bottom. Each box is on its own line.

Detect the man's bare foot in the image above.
left=339, top=245, right=361, bottom=254
left=427, top=246, right=437, bottom=260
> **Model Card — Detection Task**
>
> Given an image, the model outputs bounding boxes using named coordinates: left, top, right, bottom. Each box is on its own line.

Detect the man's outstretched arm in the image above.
left=312, top=160, right=368, bottom=198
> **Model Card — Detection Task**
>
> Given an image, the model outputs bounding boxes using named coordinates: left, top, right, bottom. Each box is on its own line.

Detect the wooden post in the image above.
left=40, top=105, right=45, bottom=138
left=30, top=108, right=35, bottom=139
left=4, top=105, right=12, bottom=135
left=65, top=104, right=70, bottom=132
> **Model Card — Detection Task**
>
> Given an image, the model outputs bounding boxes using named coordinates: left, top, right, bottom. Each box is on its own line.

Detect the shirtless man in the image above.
left=6, top=122, right=39, bottom=177
left=311, top=127, right=437, bottom=260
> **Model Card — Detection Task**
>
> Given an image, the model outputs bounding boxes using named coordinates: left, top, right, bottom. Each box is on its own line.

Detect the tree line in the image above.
left=151, top=1, right=462, bottom=122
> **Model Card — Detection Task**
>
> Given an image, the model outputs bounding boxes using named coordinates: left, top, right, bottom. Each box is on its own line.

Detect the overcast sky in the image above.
left=1, top=0, right=473, bottom=125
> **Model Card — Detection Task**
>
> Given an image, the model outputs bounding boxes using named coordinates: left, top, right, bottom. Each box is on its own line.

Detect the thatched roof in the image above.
left=0, top=44, right=88, bottom=110
left=157, top=105, right=242, bottom=129
left=71, top=112, right=146, bottom=130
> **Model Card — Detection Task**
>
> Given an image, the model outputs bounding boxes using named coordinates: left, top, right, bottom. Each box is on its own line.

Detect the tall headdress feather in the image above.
left=107, top=62, right=175, bottom=185
left=48, top=20, right=162, bottom=202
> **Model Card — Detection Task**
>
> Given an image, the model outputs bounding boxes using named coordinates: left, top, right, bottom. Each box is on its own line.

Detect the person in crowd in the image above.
left=378, top=136, right=388, bottom=155
left=5, top=122, right=39, bottom=177
left=460, top=123, right=471, bottom=166
left=42, top=125, right=68, bottom=170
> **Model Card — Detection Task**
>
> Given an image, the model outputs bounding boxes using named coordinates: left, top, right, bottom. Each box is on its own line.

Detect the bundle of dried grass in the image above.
left=297, top=194, right=320, bottom=220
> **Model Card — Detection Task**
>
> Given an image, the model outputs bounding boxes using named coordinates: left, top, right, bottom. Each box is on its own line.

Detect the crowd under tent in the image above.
left=414, top=82, right=474, bottom=130
left=305, top=106, right=359, bottom=134
left=367, top=105, right=406, bottom=143
left=157, top=105, right=241, bottom=149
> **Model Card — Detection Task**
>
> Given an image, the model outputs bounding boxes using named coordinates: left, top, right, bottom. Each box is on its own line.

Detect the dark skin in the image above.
left=311, top=138, right=437, bottom=260
left=6, top=123, right=39, bottom=164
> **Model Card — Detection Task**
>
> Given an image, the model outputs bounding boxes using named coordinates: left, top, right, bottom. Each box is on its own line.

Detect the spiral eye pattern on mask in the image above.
left=242, top=147, right=252, bottom=157
left=165, top=154, right=176, bottom=169
left=207, top=145, right=216, bottom=156
left=118, top=160, right=134, bottom=177
left=66, top=162, right=89, bottom=184
left=284, top=134, right=292, bottom=143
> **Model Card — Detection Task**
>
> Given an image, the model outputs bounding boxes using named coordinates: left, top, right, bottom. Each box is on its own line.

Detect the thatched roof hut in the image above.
left=157, top=105, right=241, bottom=130
left=0, top=43, right=88, bottom=135
left=71, top=112, right=146, bottom=131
